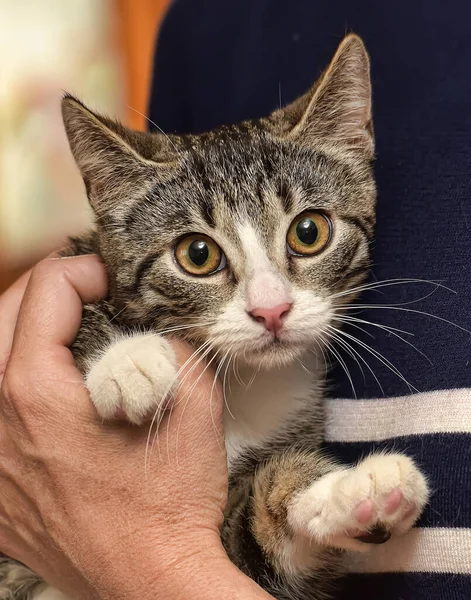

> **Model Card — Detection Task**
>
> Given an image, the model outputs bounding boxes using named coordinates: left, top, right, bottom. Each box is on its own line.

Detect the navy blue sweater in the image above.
left=149, top=2, right=471, bottom=598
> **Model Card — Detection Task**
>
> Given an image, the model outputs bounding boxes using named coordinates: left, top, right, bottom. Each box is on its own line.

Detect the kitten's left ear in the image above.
left=269, top=34, right=374, bottom=160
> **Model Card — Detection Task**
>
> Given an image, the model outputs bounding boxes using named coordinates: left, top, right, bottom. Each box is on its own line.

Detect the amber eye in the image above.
left=286, top=211, right=332, bottom=256
left=175, top=234, right=225, bottom=276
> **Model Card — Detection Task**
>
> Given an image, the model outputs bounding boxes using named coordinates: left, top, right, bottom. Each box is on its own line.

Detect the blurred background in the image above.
left=0, top=0, right=171, bottom=292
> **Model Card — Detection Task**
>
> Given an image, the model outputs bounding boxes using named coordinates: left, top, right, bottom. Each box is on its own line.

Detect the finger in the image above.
left=0, top=250, right=62, bottom=370
left=10, top=255, right=107, bottom=366
left=3, top=256, right=107, bottom=421
left=0, top=270, right=32, bottom=375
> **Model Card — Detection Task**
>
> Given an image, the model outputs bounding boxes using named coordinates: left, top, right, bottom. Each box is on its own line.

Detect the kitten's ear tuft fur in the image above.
left=269, top=34, right=374, bottom=159
left=62, top=95, right=176, bottom=213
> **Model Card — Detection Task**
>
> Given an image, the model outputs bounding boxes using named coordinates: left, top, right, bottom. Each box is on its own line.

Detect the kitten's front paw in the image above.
left=86, top=334, right=178, bottom=425
left=289, top=453, right=429, bottom=552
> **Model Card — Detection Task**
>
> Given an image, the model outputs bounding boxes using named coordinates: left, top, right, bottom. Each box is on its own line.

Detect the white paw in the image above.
left=86, top=334, right=178, bottom=425
left=289, top=453, right=429, bottom=552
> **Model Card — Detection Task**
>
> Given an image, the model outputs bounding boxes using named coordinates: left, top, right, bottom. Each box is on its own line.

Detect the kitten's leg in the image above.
left=289, top=453, right=429, bottom=552
left=224, top=450, right=341, bottom=579
left=228, top=450, right=428, bottom=580
left=72, top=302, right=178, bottom=425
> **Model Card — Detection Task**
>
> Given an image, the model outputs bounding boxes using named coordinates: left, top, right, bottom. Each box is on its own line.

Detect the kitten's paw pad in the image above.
left=86, top=334, right=178, bottom=425
left=289, top=453, right=429, bottom=552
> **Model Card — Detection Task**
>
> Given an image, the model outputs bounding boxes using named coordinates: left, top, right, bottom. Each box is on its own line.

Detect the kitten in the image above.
left=0, top=35, right=428, bottom=600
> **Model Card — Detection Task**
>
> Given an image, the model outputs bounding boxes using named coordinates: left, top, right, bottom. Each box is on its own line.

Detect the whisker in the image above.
left=244, top=364, right=260, bottom=393
left=108, top=306, right=127, bottom=323
left=209, top=350, right=231, bottom=435
left=175, top=345, right=218, bottom=408
left=296, top=358, right=313, bottom=375
left=155, top=320, right=216, bottom=336
left=312, top=337, right=330, bottom=378
left=335, top=314, right=415, bottom=337
left=334, top=318, right=376, bottom=340
left=322, top=331, right=357, bottom=399
left=174, top=348, right=221, bottom=463
left=329, top=325, right=419, bottom=393
left=335, top=315, right=432, bottom=364
left=325, top=328, right=367, bottom=385
left=331, top=278, right=455, bottom=300
left=325, top=327, right=384, bottom=394
left=126, top=105, right=181, bottom=156
left=144, top=340, right=212, bottom=472
left=340, top=304, right=471, bottom=335
left=232, top=356, right=245, bottom=387
left=170, top=345, right=217, bottom=465
left=223, top=352, right=236, bottom=420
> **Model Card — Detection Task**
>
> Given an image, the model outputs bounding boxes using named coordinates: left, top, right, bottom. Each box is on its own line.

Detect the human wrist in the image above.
left=163, top=547, right=273, bottom=600
left=93, top=532, right=272, bottom=600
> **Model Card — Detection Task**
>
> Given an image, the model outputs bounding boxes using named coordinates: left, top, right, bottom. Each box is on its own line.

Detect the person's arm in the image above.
left=0, top=255, right=272, bottom=600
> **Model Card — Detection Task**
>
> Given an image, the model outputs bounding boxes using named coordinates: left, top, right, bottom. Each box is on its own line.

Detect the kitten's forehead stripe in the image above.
left=201, top=202, right=216, bottom=228
left=237, top=223, right=271, bottom=272
left=278, top=180, right=295, bottom=214
left=192, top=152, right=212, bottom=193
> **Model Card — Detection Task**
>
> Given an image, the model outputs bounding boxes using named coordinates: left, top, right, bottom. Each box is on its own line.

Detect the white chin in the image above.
left=239, top=343, right=304, bottom=369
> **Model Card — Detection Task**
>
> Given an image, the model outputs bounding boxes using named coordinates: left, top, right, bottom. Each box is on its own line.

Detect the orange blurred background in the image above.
left=0, top=0, right=171, bottom=293
left=117, top=0, right=171, bottom=132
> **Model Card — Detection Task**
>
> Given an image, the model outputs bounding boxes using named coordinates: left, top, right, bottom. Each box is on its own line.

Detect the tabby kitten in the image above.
left=0, top=35, right=428, bottom=600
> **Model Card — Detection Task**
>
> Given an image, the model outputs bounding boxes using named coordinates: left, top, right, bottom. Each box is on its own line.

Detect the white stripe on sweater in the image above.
left=325, top=388, right=471, bottom=442
left=344, top=527, right=471, bottom=574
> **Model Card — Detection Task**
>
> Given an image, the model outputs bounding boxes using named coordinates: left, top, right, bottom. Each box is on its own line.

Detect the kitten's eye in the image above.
left=286, top=211, right=332, bottom=256
left=175, top=234, right=226, bottom=276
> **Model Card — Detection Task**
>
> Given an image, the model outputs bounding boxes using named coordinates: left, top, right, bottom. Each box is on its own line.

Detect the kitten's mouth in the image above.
left=240, top=336, right=303, bottom=368
left=264, top=336, right=293, bottom=349
left=255, top=332, right=293, bottom=349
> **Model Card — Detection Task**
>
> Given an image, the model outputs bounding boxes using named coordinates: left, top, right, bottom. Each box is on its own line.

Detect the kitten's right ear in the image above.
left=62, top=95, right=177, bottom=213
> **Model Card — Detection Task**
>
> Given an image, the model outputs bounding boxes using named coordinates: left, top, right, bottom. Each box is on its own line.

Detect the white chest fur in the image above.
left=224, top=357, right=320, bottom=465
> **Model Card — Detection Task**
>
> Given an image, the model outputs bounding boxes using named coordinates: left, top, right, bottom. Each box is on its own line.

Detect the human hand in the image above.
left=0, top=255, right=271, bottom=600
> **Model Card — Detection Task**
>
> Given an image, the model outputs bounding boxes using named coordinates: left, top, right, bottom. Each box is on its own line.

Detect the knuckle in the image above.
left=1, top=370, right=21, bottom=422
left=1, top=363, right=40, bottom=421
left=2, top=364, right=26, bottom=406
left=1, top=366, right=53, bottom=444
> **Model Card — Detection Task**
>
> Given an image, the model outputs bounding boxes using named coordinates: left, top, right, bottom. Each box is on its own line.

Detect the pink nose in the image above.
left=249, top=302, right=292, bottom=336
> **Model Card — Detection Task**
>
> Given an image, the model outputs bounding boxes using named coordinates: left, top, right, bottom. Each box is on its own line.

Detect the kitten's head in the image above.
left=63, top=34, right=375, bottom=369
